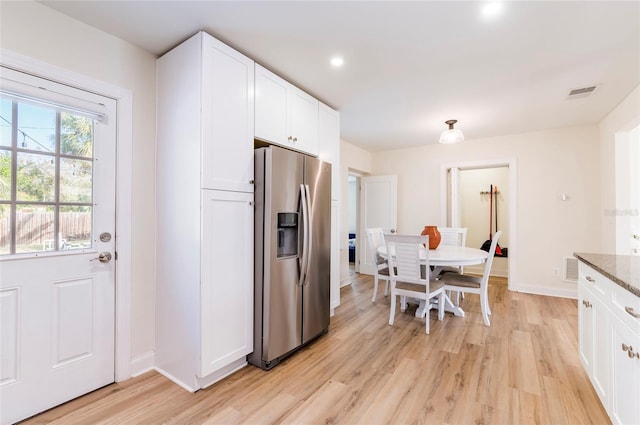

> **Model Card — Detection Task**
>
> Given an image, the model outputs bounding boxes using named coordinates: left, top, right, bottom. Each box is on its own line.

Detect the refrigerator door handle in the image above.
left=304, top=184, right=313, bottom=286
left=299, top=184, right=309, bottom=286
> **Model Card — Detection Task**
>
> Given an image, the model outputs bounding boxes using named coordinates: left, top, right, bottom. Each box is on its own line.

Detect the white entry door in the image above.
left=359, top=175, right=397, bottom=275
left=0, top=68, right=116, bottom=424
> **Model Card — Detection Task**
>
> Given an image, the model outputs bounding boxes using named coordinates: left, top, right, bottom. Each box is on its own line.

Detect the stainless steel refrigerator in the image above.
left=249, top=145, right=331, bottom=370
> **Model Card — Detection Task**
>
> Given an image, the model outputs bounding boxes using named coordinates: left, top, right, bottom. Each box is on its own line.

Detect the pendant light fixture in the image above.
left=439, top=119, right=464, bottom=144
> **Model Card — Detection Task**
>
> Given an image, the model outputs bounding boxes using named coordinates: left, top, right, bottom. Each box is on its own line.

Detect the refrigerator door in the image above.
left=302, top=157, right=332, bottom=343
left=258, top=146, right=305, bottom=364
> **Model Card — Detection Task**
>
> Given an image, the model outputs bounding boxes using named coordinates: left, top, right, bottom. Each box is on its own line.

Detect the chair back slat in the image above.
left=439, top=227, right=467, bottom=247
left=385, top=234, right=429, bottom=284
left=365, top=228, right=387, bottom=268
left=481, top=231, right=502, bottom=283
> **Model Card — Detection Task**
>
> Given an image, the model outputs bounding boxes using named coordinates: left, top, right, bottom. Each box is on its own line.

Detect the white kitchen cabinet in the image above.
left=318, top=102, right=341, bottom=312
left=255, top=64, right=319, bottom=155
left=318, top=102, right=341, bottom=201
left=578, top=280, right=609, bottom=404
left=201, top=190, right=254, bottom=377
left=155, top=31, right=254, bottom=391
left=611, top=319, right=640, bottom=425
left=578, top=259, right=640, bottom=424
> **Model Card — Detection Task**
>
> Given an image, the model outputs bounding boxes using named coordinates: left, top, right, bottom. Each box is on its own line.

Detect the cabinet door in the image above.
left=290, top=86, right=319, bottom=155
left=611, top=319, right=640, bottom=425
left=200, top=190, right=254, bottom=377
left=578, top=284, right=594, bottom=370
left=255, top=64, right=288, bottom=146
left=201, top=35, right=255, bottom=192
left=318, top=103, right=341, bottom=201
left=579, top=283, right=609, bottom=403
left=591, top=295, right=609, bottom=405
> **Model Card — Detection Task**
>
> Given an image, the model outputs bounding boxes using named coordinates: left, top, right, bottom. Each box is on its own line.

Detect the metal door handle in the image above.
left=390, top=229, right=396, bottom=234
left=625, top=306, right=640, bottom=318
left=90, top=252, right=112, bottom=263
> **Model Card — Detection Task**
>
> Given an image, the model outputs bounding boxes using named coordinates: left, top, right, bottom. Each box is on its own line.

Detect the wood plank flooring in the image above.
left=22, top=273, right=610, bottom=424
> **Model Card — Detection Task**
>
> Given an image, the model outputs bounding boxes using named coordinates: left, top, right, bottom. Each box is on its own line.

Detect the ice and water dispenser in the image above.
left=277, top=213, right=299, bottom=258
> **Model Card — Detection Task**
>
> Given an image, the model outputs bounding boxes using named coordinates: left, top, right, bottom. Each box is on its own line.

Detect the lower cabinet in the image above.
left=200, top=190, right=254, bottom=377
left=610, top=313, right=640, bottom=425
left=578, top=282, right=609, bottom=404
left=578, top=262, right=640, bottom=425
left=155, top=189, right=253, bottom=391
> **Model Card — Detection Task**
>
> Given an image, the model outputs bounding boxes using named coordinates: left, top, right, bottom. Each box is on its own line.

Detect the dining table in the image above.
left=377, top=244, right=489, bottom=318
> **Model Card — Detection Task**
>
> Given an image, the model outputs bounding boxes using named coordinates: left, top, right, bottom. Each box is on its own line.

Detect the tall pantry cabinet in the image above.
left=155, top=32, right=254, bottom=391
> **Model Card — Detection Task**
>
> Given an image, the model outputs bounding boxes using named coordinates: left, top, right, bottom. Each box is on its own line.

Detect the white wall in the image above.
left=599, top=85, right=640, bottom=254
left=1, top=1, right=157, bottom=369
left=371, top=125, right=602, bottom=298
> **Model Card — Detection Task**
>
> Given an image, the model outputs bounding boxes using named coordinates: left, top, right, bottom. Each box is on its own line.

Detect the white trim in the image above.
left=440, top=157, right=517, bottom=293
left=1, top=49, right=133, bottom=382
left=130, top=351, right=155, bottom=377
left=510, top=282, right=578, bottom=299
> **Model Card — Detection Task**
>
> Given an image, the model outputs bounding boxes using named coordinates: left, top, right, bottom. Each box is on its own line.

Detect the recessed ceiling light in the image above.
left=330, top=57, right=344, bottom=68
left=482, top=2, right=502, bottom=16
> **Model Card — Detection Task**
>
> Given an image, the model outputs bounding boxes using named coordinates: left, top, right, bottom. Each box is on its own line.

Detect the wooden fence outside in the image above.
left=0, top=212, right=91, bottom=248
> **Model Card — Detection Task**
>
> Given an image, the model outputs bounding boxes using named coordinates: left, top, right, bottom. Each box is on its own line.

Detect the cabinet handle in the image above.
left=585, top=276, right=596, bottom=283
left=622, top=343, right=640, bottom=359
left=584, top=301, right=592, bottom=308
left=288, top=136, right=293, bottom=141
left=624, top=306, right=640, bottom=318
left=633, top=234, right=639, bottom=240
left=293, top=137, right=298, bottom=143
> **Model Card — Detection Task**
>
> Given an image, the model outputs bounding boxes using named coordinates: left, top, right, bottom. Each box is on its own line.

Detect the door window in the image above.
left=0, top=96, right=95, bottom=255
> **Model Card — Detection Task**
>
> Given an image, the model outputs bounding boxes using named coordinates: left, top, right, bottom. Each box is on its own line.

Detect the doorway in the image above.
left=441, top=159, right=517, bottom=288
left=347, top=174, right=358, bottom=274
left=0, top=67, right=117, bottom=424
left=0, top=51, right=134, bottom=423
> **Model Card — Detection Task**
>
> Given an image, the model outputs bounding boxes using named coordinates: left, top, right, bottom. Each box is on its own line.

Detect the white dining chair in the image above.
left=439, top=227, right=467, bottom=247
left=365, top=228, right=391, bottom=302
left=437, top=227, right=468, bottom=303
left=437, top=227, right=467, bottom=274
left=440, top=231, right=502, bottom=327
left=385, top=234, right=445, bottom=334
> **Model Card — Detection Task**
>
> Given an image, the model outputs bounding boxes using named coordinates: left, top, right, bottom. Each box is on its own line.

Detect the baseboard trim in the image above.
left=129, top=351, right=155, bottom=379
left=510, top=282, right=578, bottom=299
left=154, top=366, right=198, bottom=393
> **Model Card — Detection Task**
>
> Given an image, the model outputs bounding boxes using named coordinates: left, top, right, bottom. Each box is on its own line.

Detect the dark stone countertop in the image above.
left=574, top=253, right=640, bottom=298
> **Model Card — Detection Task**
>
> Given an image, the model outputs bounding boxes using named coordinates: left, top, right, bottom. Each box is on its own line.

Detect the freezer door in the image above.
left=302, top=157, right=332, bottom=343
left=262, top=147, right=305, bottom=363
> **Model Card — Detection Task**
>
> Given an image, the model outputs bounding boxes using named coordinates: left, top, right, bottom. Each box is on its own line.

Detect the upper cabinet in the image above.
left=318, top=102, right=340, bottom=201
left=255, top=64, right=319, bottom=156
left=201, top=35, right=255, bottom=193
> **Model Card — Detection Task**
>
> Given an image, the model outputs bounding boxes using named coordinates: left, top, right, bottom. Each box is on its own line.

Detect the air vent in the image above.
left=567, top=85, right=598, bottom=99
left=563, top=256, right=579, bottom=282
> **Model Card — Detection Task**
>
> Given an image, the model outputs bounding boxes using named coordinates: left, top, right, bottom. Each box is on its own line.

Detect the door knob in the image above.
left=90, top=252, right=112, bottom=263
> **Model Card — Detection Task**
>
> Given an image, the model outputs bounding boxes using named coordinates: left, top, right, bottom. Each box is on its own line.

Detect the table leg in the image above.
left=414, top=293, right=465, bottom=318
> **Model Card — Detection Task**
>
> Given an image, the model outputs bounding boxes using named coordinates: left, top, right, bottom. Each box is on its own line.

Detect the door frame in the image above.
left=440, top=157, right=517, bottom=291
left=1, top=49, right=133, bottom=382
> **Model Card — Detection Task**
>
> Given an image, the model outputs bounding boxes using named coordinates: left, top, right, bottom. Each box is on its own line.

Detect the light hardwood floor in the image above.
left=22, top=273, right=610, bottom=425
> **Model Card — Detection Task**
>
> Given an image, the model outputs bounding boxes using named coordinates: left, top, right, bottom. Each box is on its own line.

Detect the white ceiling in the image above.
left=39, top=1, right=640, bottom=152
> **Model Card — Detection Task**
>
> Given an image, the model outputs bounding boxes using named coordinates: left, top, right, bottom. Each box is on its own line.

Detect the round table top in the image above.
left=378, top=244, right=488, bottom=266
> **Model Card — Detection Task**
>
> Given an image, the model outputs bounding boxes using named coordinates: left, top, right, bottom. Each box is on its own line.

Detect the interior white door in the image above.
left=359, top=175, right=397, bottom=275
left=0, top=68, right=116, bottom=424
